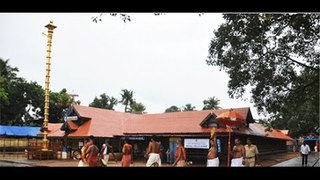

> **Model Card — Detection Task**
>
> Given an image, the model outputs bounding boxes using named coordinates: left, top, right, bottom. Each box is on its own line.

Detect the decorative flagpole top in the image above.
left=45, top=21, right=57, bottom=30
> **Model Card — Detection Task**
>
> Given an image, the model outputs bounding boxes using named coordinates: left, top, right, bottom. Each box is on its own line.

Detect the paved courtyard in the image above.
left=1, top=152, right=318, bottom=167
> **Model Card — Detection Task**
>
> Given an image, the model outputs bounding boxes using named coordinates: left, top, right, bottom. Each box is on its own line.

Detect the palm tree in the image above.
left=89, top=93, right=118, bottom=110
left=99, top=93, right=109, bottom=108
left=202, top=96, right=221, bottom=110
left=165, top=105, right=181, bottom=113
left=0, top=58, right=20, bottom=123
left=0, top=59, right=19, bottom=103
left=129, top=102, right=146, bottom=114
left=0, top=58, right=19, bottom=84
left=119, top=89, right=135, bottom=112
left=107, top=96, right=118, bottom=110
left=182, top=104, right=196, bottom=111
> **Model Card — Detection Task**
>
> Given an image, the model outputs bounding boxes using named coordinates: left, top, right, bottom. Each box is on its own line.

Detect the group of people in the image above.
left=231, top=137, right=259, bottom=167
left=78, top=136, right=99, bottom=167
left=144, top=136, right=187, bottom=167
left=207, top=137, right=259, bottom=167
left=106, top=136, right=188, bottom=167
left=77, top=135, right=265, bottom=167
left=78, top=136, right=117, bottom=167
left=77, top=135, right=188, bottom=167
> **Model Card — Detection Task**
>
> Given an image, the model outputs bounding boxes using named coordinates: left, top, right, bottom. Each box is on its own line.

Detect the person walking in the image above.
left=172, top=138, right=187, bottom=167
left=145, top=135, right=162, bottom=167
left=78, top=138, right=89, bottom=167
left=121, top=138, right=133, bottom=167
left=244, top=138, right=259, bottom=167
left=231, top=137, right=245, bottom=167
left=300, top=141, right=311, bottom=166
left=100, top=139, right=117, bottom=167
left=85, top=136, right=100, bottom=167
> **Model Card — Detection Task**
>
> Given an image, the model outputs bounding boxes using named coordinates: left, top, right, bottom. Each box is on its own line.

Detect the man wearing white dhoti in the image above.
left=100, top=139, right=117, bottom=167
left=231, top=157, right=244, bottom=167
left=207, top=138, right=219, bottom=167
left=231, top=137, right=245, bottom=167
left=145, top=136, right=162, bottom=167
left=207, top=157, right=220, bottom=166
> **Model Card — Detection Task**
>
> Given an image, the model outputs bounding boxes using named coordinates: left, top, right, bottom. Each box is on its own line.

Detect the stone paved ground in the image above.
left=272, top=152, right=319, bottom=167
left=2, top=151, right=317, bottom=167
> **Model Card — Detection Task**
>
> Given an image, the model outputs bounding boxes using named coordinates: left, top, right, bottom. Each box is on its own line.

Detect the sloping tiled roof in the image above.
left=205, top=123, right=293, bottom=141
left=124, top=110, right=213, bottom=134
left=267, top=128, right=293, bottom=141
left=48, top=123, right=64, bottom=137
left=69, top=105, right=139, bottom=137
left=280, top=130, right=289, bottom=135
left=68, top=120, right=91, bottom=137
left=66, top=120, right=78, bottom=130
left=247, top=123, right=293, bottom=141
left=50, top=105, right=292, bottom=141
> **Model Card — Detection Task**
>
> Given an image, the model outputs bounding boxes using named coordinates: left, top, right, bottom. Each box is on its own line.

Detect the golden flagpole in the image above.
left=42, top=21, right=57, bottom=151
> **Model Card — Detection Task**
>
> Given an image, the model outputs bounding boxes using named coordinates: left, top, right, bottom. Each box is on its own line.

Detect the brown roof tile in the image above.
left=68, top=120, right=91, bottom=137
left=124, top=110, right=213, bottom=134
left=55, top=105, right=292, bottom=141
left=247, top=123, right=293, bottom=141
left=208, top=123, right=293, bottom=141
left=66, top=120, right=78, bottom=130
left=48, top=123, right=64, bottom=137
left=280, top=130, right=289, bottom=135
left=71, top=105, right=139, bottom=137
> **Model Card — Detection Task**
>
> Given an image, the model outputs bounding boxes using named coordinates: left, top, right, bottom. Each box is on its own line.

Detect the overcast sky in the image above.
left=0, top=13, right=263, bottom=119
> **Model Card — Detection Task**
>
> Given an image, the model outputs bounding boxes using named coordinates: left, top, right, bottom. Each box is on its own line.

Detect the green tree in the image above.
left=0, top=58, right=19, bottom=84
left=22, top=81, right=45, bottom=126
left=108, top=97, right=118, bottom=110
left=45, top=88, right=75, bottom=123
left=202, top=96, right=221, bottom=110
left=182, top=104, right=196, bottom=111
left=1, top=80, right=43, bottom=125
left=165, top=105, right=181, bottom=113
left=0, top=58, right=79, bottom=125
left=119, top=89, right=135, bottom=112
left=35, top=88, right=75, bottom=124
left=0, top=58, right=44, bottom=125
left=89, top=93, right=118, bottom=110
left=206, top=14, right=319, bottom=137
left=0, top=58, right=19, bottom=109
left=129, top=102, right=146, bottom=114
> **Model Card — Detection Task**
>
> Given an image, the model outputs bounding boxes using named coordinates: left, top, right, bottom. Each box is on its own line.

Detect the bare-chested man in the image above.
left=231, top=137, right=245, bottom=167
left=145, top=135, right=162, bottom=167
left=207, top=137, right=219, bottom=167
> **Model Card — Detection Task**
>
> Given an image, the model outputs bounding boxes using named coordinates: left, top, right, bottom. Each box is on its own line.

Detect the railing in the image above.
left=0, top=138, right=30, bottom=151
left=26, top=140, right=62, bottom=160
